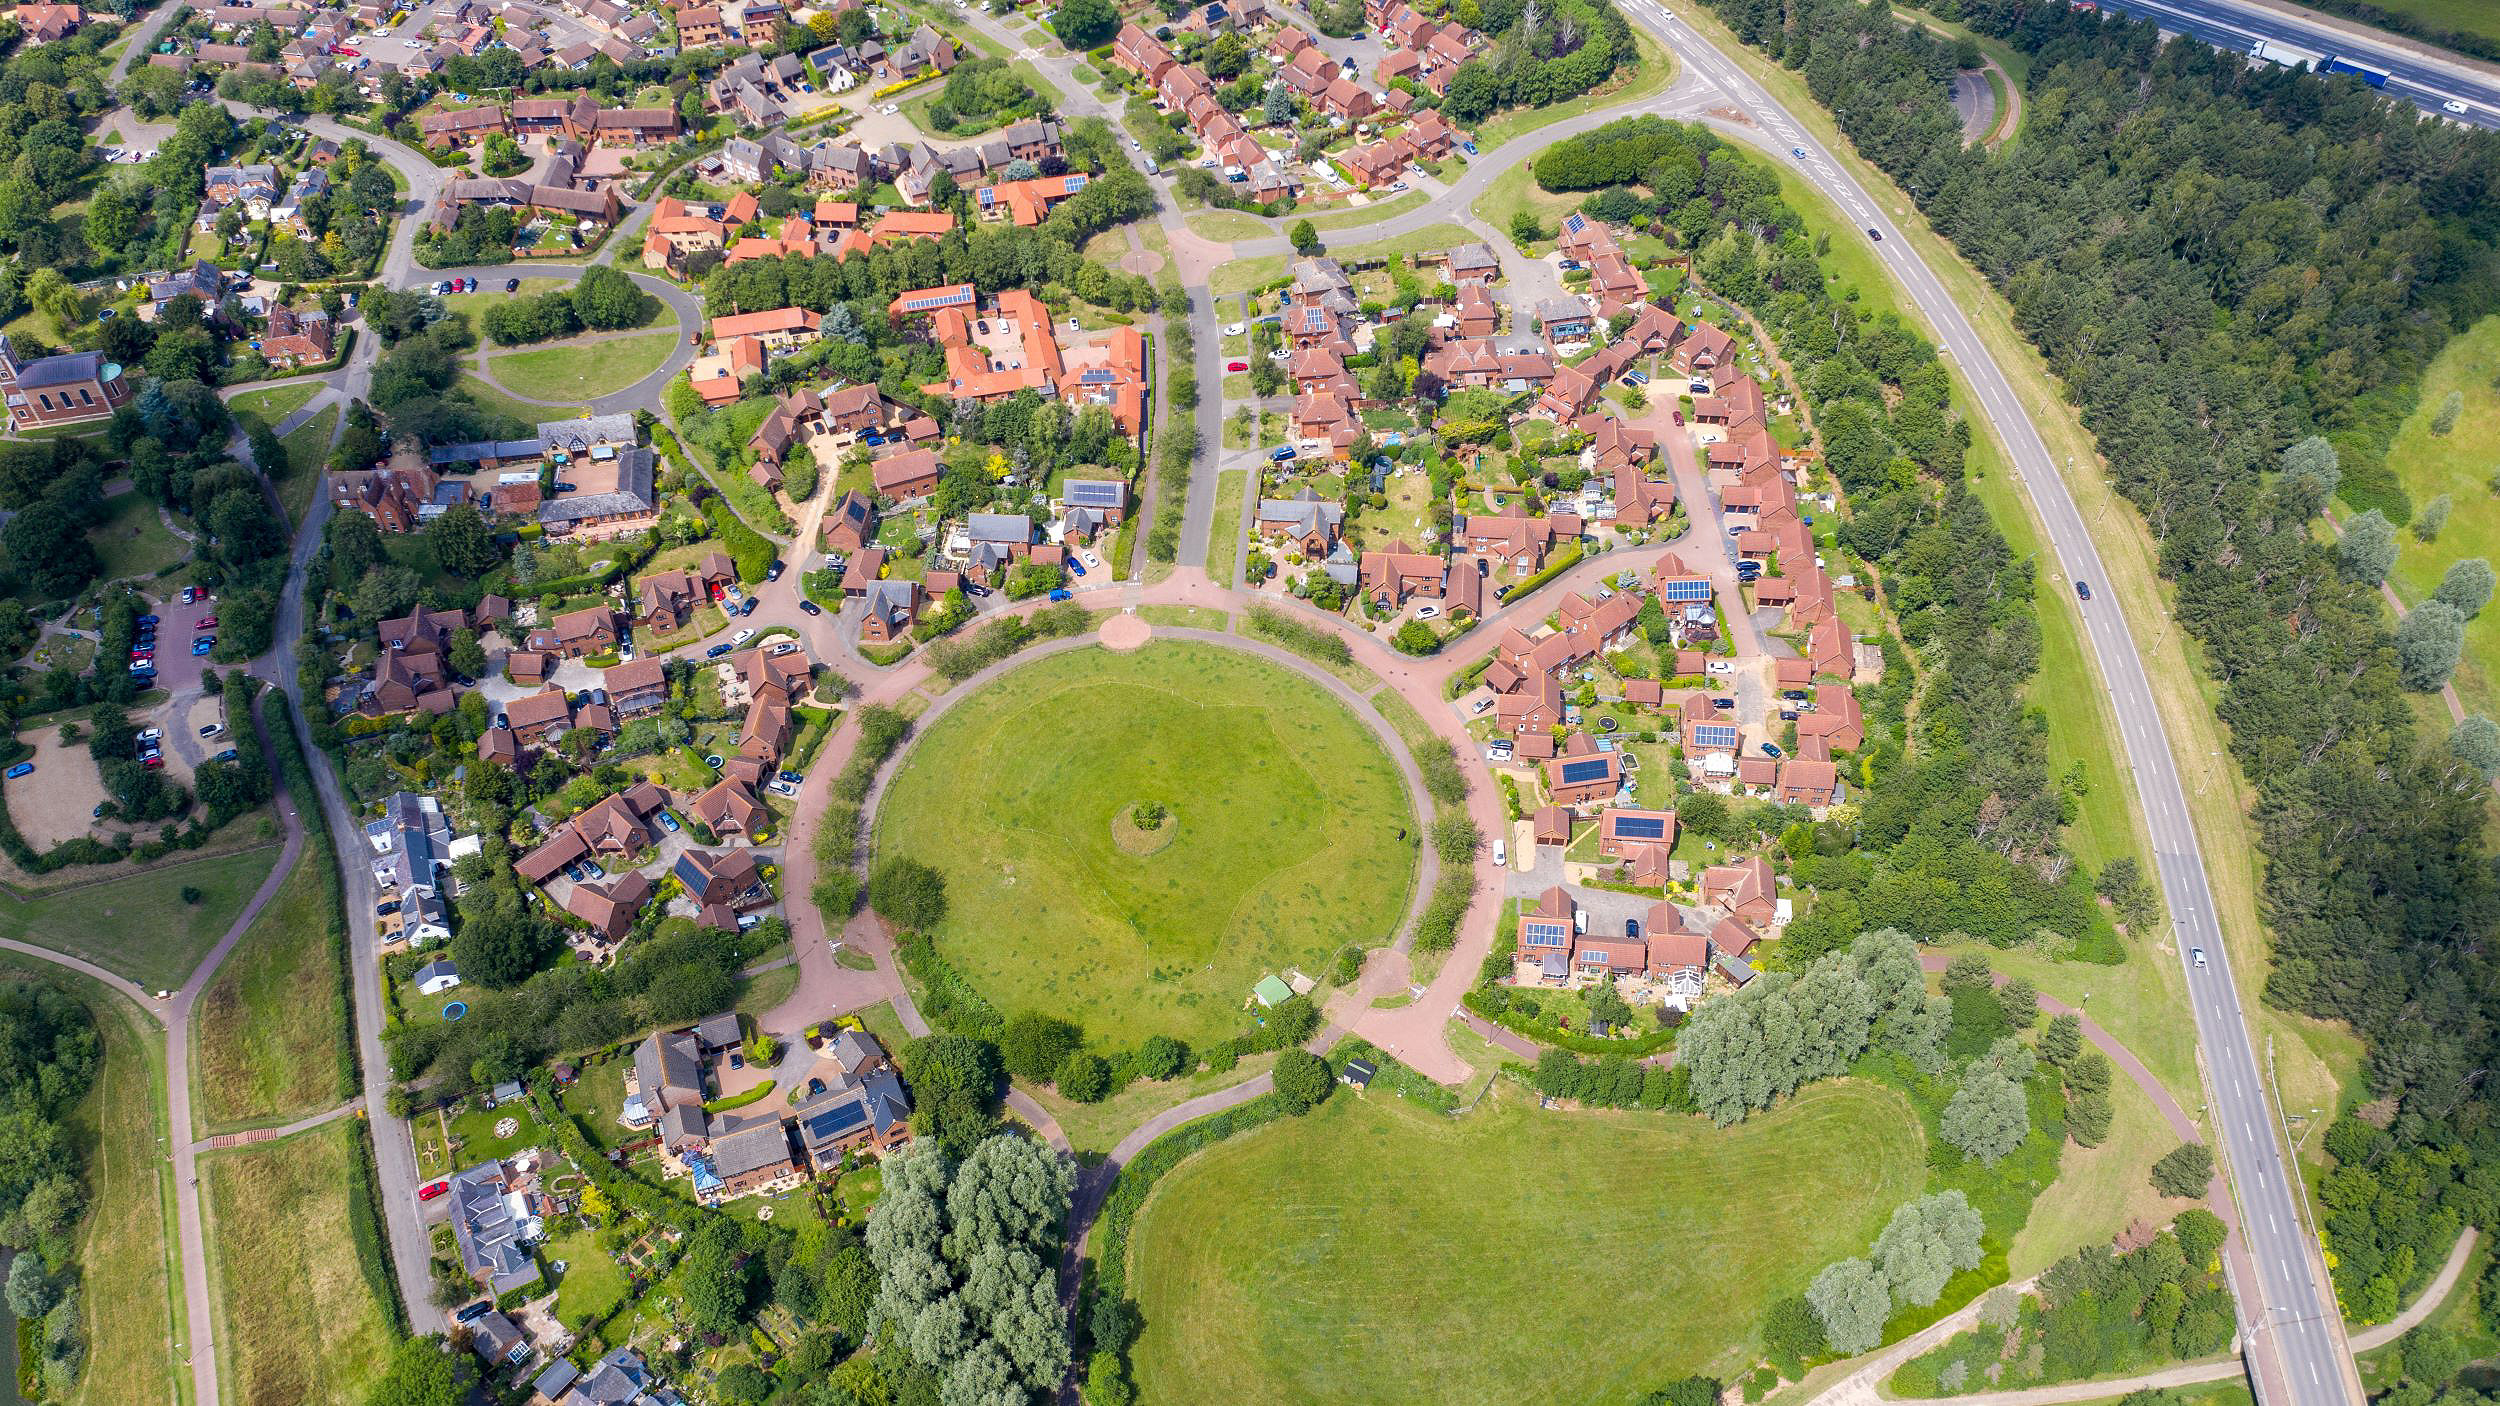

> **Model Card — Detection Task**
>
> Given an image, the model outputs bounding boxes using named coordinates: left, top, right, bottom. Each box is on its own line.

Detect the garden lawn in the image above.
left=0, top=845, right=282, bottom=991
left=200, top=1123, right=396, bottom=1406
left=877, top=642, right=1418, bottom=1047
left=227, top=381, right=322, bottom=425
left=548, top=1228, right=629, bottom=1328
left=1129, top=1081, right=1925, bottom=1405
left=190, top=852, right=349, bottom=1134
left=487, top=332, right=680, bottom=402
left=88, top=491, right=187, bottom=583
left=2382, top=314, right=2500, bottom=721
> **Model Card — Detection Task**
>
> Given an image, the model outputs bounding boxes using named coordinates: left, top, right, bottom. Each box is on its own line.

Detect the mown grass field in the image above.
left=274, top=406, right=339, bottom=530
left=488, top=331, right=680, bottom=402
left=226, top=382, right=321, bottom=425
left=877, top=643, right=1418, bottom=1047
left=190, top=852, right=347, bottom=1134
left=88, top=492, right=187, bottom=582
left=0, top=845, right=282, bottom=992
left=1128, top=1082, right=1925, bottom=1406
left=2383, top=315, right=2500, bottom=721
left=200, top=1122, right=396, bottom=1406
left=0, top=959, right=181, bottom=1406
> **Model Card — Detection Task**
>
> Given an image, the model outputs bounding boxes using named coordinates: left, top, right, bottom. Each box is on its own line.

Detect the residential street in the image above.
left=31, top=0, right=2362, bottom=1399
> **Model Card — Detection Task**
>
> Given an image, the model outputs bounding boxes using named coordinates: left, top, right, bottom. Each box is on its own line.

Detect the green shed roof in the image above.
left=1254, top=975, right=1294, bottom=1008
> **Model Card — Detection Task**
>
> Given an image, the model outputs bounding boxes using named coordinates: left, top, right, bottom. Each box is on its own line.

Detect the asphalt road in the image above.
left=1605, top=3, right=2359, bottom=1400
left=2088, top=0, right=2500, bottom=128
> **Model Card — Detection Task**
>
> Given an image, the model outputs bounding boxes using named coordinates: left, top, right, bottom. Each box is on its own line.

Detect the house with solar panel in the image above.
left=793, top=1062, right=913, bottom=1166
left=1545, top=733, right=1626, bottom=808
left=1680, top=702, right=1746, bottom=788
left=1599, top=807, right=1678, bottom=879
left=1058, top=478, right=1129, bottom=545
left=1515, top=885, right=1579, bottom=983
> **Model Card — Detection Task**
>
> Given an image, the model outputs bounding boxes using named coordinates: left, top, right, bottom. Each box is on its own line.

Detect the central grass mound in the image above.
left=1127, top=1082, right=1926, bottom=1405
left=876, top=642, right=1417, bottom=1047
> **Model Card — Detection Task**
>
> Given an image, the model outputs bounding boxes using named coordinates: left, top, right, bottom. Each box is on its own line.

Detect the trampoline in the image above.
left=442, top=1000, right=470, bottom=1021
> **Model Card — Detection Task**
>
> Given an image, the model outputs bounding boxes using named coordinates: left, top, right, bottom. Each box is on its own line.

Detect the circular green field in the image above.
left=874, top=641, right=1417, bottom=1048
left=1128, top=1082, right=1927, bottom=1406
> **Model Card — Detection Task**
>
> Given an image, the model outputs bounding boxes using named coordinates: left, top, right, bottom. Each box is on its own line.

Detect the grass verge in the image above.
left=189, top=850, right=350, bottom=1135
left=199, top=1122, right=396, bottom=1406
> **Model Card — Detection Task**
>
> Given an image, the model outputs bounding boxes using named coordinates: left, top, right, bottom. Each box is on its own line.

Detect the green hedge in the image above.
left=1502, top=542, right=1586, bottom=603
left=1460, top=988, right=1680, bottom=1056
left=342, top=1121, right=408, bottom=1335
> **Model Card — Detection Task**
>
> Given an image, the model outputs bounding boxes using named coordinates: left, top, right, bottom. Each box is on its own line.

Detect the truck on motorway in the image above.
left=2250, top=38, right=2324, bottom=69
left=2324, top=54, right=2392, bottom=87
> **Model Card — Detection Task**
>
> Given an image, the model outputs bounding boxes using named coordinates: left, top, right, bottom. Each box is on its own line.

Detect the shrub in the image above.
left=1271, top=1049, right=1333, bottom=1111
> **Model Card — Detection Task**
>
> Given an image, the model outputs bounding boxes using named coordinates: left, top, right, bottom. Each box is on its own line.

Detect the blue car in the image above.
left=1761, top=742, right=1785, bottom=759
left=1461, top=140, right=1478, bottom=155
left=191, top=637, right=214, bottom=655
left=1048, top=588, right=1073, bottom=602
left=137, top=614, right=159, bottom=626
left=861, top=431, right=885, bottom=446
left=4, top=762, right=31, bottom=780
left=1269, top=445, right=1297, bottom=462
left=658, top=811, right=681, bottom=834
left=1069, top=559, right=1086, bottom=576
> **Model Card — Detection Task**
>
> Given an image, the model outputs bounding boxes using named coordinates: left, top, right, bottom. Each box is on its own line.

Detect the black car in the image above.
left=454, top=1301, right=496, bottom=1325
left=765, top=558, right=785, bottom=581
left=504, top=278, right=520, bottom=292
left=1625, top=918, right=1641, bottom=938
left=799, top=598, right=822, bottom=616
left=964, top=582, right=992, bottom=597
left=1868, top=228, right=1883, bottom=241
left=738, top=597, right=759, bottom=616
left=2075, top=581, right=2093, bottom=600
left=706, top=641, right=736, bottom=658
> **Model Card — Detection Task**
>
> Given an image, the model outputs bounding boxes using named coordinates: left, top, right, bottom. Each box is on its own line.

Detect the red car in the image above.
left=196, top=616, right=218, bottom=630
left=418, top=1179, right=450, bottom=1202
left=142, top=756, right=164, bottom=770
left=1226, top=360, right=1249, bottom=372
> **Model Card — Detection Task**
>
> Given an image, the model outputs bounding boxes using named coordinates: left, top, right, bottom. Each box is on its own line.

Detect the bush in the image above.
left=999, top=1012, right=1083, bottom=1081
left=866, top=855, right=946, bottom=930
left=1057, top=1051, right=1113, bottom=1102
left=2150, top=1142, right=2214, bottom=1198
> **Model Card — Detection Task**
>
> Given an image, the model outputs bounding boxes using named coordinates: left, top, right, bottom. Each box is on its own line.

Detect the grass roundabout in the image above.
left=875, top=641, right=1418, bottom=1048
left=1127, top=1081, right=1927, bottom=1405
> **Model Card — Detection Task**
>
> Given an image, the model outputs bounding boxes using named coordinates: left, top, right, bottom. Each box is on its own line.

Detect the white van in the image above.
left=1491, top=839, right=1507, bottom=868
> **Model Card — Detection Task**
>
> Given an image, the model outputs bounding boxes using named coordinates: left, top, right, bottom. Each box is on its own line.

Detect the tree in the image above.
left=1289, top=219, right=1321, bottom=254
left=4, top=1255, right=53, bottom=1319
left=2174, top=1208, right=2226, bottom=1269
left=2279, top=435, right=2340, bottom=511
left=1051, top=0, right=1120, bottom=47
left=1263, top=80, right=1296, bottom=126
left=1509, top=209, right=1543, bottom=245
left=2431, top=389, right=2464, bottom=436
left=428, top=502, right=499, bottom=577
left=868, top=855, right=948, bottom=931
left=1870, top=1191, right=1985, bottom=1307
left=1056, top=1051, right=1112, bottom=1101
left=679, top=1219, right=751, bottom=1333
left=1640, top=1377, right=1723, bottom=1406
left=1135, top=1034, right=1189, bottom=1080
left=867, top=1135, right=1072, bottom=1396
left=2448, top=715, right=2500, bottom=779
left=2150, top=1142, right=2215, bottom=1198
left=1939, top=1066, right=2028, bottom=1166
left=1995, top=977, right=2037, bottom=1030
left=997, top=1012, right=1082, bottom=1082
left=2415, top=493, right=2452, bottom=542
left=903, top=1034, right=1003, bottom=1154
left=1806, top=1258, right=1889, bottom=1354
left=2039, top=1013, right=2082, bottom=1067
left=365, top=1336, right=468, bottom=1406
left=1272, top=1049, right=1334, bottom=1111
left=1762, top=1294, right=1827, bottom=1368
left=2395, top=600, right=2466, bottom=691
left=2337, top=508, right=2398, bottom=584
left=2433, top=558, right=2493, bottom=617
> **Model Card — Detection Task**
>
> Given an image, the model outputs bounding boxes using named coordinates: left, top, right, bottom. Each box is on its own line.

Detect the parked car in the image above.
left=197, top=615, right=218, bottom=630
left=657, top=809, right=682, bottom=834
left=376, top=899, right=401, bottom=916
left=731, top=628, right=756, bottom=646
left=3, top=762, right=30, bottom=780
left=964, top=582, right=992, bottom=598
left=1069, top=559, right=1086, bottom=576
left=1223, top=322, right=1244, bottom=335
left=192, top=638, right=215, bottom=655
left=778, top=770, right=804, bottom=785
left=1625, top=917, right=1641, bottom=938
left=765, top=558, right=785, bottom=581
left=739, top=597, right=759, bottom=616
left=142, top=756, right=163, bottom=770
left=1461, top=139, right=1479, bottom=155
left=799, top=598, right=822, bottom=616
left=706, top=641, right=736, bottom=658
left=418, top=1180, right=450, bottom=1202
left=1761, top=742, right=1785, bottom=758
left=212, top=748, right=237, bottom=762
left=504, top=277, right=520, bottom=292
left=1226, top=360, right=1249, bottom=372
left=137, top=614, right=158, bottom=626
left=768, top=641, right=800, bottom=657
left=1270, top=445, right=1297, bottom=462
left=1048, top=588, right=1073, bottom=602
left=138, top=727, right=162, bottom=742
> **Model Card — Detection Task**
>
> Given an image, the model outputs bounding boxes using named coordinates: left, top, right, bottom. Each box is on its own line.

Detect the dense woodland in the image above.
left=0, top=984, right=102, bottom=1398
left=1701, top=0, right=2500, bottom=1329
